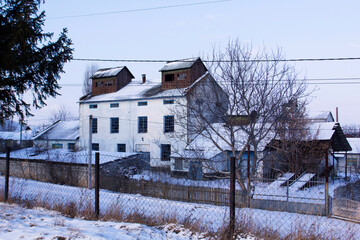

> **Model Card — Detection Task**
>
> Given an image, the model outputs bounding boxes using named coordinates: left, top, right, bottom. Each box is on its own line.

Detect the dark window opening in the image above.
left=138, top=116, right=148, bottom=133
left=163, top=99, right=174, bottom=105
left=92, top=143, right=99, bottom=151
left=110, top=103, right=119, bottom=108
left=68, top=143, right=75, bottom=150
left=161, top=144, right=171, bottom=161
left=117, top=144, right=126, bottom=152
left=110, top=118, right=119, bottom=133
left=92, top=118, right=98, bottom=134
left=138, top=101, right=147, bottom=106
left=165, top=74, right=174, bottom=82
left=89, top=104, right=97, bottom=109
left=164, top=115, right=174, bottom=133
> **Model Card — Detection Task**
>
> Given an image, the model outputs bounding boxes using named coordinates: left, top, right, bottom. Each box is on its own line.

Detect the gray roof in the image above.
left=33, top=120, right=79, bottom=141
left=91, top=66, right=134, bottom=79
left=160, top=57, right=200, bottom=72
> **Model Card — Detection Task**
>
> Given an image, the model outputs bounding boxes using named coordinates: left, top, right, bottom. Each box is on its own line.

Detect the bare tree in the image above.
left=342, top=124, right=360, bottom=138
left=173, top=40, right=309, bottom=192
left=82, top=64, right=99, bottom=95
left=49, top=105, right=75, bottom=123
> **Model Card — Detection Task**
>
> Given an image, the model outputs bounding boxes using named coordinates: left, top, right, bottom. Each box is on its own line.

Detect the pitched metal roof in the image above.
left=91, top=66, right=134, bottom=79
left=160, top=57, right=200, bottom=72
left=33, top=120, right=79, bottom=141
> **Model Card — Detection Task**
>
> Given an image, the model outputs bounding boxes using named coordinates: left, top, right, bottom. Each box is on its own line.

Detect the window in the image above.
left=110, top=118, right=119, bottom=133
left=164, top=115, right=174, bottom=133
left=117, top=144, right=126, bottom=152
left=95, top=81, right=103, bottom=87
left=92, top=118, right=97, bottom=134
left=92, top=143, right=99, bottom=151
left=161, top=144, right=171, bottom=161
left=68, top=143, right=75, bottom=150
left=105, top=81, right=113, bottom=86
left=110, top=103, right=119, bottom=108
left=138, top=101, right=148, bottom=106
left=89, top=104, right=97, bottom=109
left=165, top=74, right=174, bottom=82
left=52, top=143, right=63, bottom=149
left=177, top=73, right=186, bottom=80
left=163, top=99, right=174, bottom=105
left=138, top=116, right=148, bottom=133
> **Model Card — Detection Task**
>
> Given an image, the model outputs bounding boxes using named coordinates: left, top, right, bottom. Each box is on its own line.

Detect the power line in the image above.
left=72, top=57, right=360, bottom=63
left=48, top=0, right=231, bottom=20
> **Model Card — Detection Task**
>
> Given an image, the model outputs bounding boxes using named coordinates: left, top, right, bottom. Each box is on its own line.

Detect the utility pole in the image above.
left=88, top=115, right=93, bottom=189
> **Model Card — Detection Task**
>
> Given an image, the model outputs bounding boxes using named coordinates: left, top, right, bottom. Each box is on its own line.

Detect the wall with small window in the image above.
left=79, top=96, right=188, bottom=169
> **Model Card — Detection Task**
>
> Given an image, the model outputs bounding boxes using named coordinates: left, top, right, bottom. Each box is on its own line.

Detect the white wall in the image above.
left=79, top=97, right=188, bottom=168
left=34, top=139, right=77, bottom=150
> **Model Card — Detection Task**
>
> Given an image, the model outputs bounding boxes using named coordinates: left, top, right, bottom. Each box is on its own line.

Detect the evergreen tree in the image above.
left=0, top=0, right=73, bottom=122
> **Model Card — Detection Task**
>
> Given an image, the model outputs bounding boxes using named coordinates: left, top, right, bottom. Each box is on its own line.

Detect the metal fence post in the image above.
left=88, top=115, right=93, bottom=189
left=247, top=145, right=251, bottom=208
left=4, top=147, right=10, bottom=202
left=325, top=150, right=329, bottom=216
left=229, top=156, right=236, bottom=238
left=95, top=152, right=100, bottom=218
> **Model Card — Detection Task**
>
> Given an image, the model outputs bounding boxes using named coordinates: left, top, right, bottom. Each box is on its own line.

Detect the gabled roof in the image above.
left=307, top=111, right=334, bottom=122
left=80, top=72, right=214, bottom=103
left=160, top=57, right=200, bottom=72
left=91, top=66, right=134, bottom=79
left=33, top=120, right=79, bottom=141
left=0, top=130, right=33, bottom=141
left=273, top=122, right=351, bottom=152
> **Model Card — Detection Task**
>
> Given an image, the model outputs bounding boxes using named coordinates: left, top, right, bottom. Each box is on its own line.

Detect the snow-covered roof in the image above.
left=172, top=123, right=273, bottom=159
left=33, top=120, right=79, bottom=141
left=91, top=66, right=133, bottom=79
left=0, top=130, right=33, bottom=141
left=347, top=138, right=360, bottom=154
left=80, top=79, right=186, bottom=103
left=160, top=57, right=200, bottom=72
left=307, top=111, right=334, bottom=122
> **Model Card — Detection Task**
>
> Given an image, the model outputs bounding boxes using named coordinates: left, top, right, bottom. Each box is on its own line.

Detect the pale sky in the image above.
left=27, top=0, right=360, bottom=126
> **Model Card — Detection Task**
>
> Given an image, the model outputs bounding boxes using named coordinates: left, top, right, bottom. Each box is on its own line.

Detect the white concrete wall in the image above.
left=34, top=139, right=77, bottom=150
left=79, top=97, right=188, bottom=168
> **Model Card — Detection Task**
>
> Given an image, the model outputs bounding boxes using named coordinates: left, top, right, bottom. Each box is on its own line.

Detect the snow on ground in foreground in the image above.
left=0, top=203, right=257, bottom=240
left=0, top=177, right=359, bottom=239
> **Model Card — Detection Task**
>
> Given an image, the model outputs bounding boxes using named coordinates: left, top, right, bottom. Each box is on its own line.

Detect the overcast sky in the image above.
left=26, top=0, right=360, bottom=126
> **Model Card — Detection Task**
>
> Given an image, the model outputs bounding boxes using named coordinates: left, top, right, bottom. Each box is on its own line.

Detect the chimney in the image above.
left=142, top=74, right=146, bottom=84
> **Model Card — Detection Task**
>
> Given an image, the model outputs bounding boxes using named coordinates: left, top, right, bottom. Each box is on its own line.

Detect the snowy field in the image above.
left=0, top=176, right=359, bottom=239
left=0, top=203, right=228, bottom=240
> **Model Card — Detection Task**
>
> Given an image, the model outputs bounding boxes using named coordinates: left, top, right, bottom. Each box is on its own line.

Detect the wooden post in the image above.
left=95, top=152, right=100, bottom=218
left=229, top=156, right=236, bottom=238
left=88, top=115, right=93, bottom=189
left=325, top=150, right=329, bottom=216
left=4, top=147, right=10, bottom=202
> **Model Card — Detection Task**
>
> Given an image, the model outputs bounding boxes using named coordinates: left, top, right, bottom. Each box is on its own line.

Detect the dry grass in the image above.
left=0, top=187, right=357, bottom=240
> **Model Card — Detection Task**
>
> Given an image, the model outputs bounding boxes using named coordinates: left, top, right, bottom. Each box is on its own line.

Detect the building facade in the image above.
left=79, top=58, right=227, bottom=170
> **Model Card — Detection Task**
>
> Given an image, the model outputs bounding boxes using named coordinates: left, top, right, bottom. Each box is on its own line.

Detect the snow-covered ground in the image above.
left=0, top=176, right=359, bottom=239
left=0, top=202, right=223, bottom=240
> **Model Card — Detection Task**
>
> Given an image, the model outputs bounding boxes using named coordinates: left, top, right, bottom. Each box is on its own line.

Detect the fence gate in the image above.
left=332, top=197, right=360, bottom=221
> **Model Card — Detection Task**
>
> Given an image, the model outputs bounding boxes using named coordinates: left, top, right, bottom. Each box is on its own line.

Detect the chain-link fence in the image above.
left=1, top=147, right=360, bottom=239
